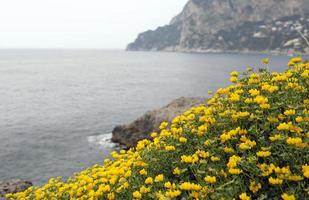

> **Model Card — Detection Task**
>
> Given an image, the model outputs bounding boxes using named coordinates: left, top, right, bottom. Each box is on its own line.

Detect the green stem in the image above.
left=215, top=178, right=236, bottom=191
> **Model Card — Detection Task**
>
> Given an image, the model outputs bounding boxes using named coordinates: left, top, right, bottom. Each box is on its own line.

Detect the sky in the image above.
left=0, top=0, right=188, bottom=49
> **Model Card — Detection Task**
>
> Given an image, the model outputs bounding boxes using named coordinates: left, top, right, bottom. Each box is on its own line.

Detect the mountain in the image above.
left=127, top=0, right=309, bottom=54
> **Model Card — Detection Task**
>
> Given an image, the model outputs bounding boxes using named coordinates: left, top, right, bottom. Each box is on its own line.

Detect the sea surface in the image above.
left=0, top=49, right=296, bottom=185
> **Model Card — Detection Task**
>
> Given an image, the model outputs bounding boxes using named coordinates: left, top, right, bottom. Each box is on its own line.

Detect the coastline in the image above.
left=126, top=48, right=309, bottom=56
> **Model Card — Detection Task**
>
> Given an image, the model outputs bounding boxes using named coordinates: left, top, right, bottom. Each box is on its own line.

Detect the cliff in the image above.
left=127, top=0, right=309, bottom=54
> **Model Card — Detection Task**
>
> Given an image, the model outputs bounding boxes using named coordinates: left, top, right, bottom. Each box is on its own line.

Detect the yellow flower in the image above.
left=164, top=181, right=172, bottom=188
left=258, top=163, right=276, bottom=176
left=286, top=137, right=302, bottom=145
left=249, top=181, right=262, bottom=194
left=239, top=139, right=256, bottom=150
left=159, top=121, right=168, bottom=129
left=260, top=103, right=270, bottom=109
left=239, top=192, right=251, bottom=200
left=228, top=168, right=242, bottom=174
left=150, top=132, right=158, bottom=138
left=139, top=186, right=150, bottom=193
left=254, top=95, right=268, bottom=104
left=230, top=76, right=238, bottom=83
left=204, top=139, right=210, bottom=146
left=262, top=84, right=279, bottom=93
left=284, top=109, right=296, bottom=116
left=223, top=147, right=235, bottom=153
left=165, top=190, right=181, bottom=198
left=269, top=134, right=282, bottom=141
left=173, top=167, right=181, bottom=175
left=245, top=98, right=253, bottom=104
left=107, top=192, right=115, bottom=200
left=179, top=137, right=187, bottom=143
left=220, top=132, right=232, bottom=143
left=295, top=116, right=303, bottom=123
left=272, top=73, right=287, bottom=81
left=274, top=166, right=290, bottom=174
left=249, top=89, right=260, bottom=96
left=144, top=177, right=153, bottom=185
left=268, top=177, right=283, bottom=185
left=155, top=174, right=164, bottom=182
left=256, top=150, right=272, bottom=157
left=227, top=155, right=241, bottom=168
left=197, top=124, right=208, bottom=136
left=139, top=169, right=147, bottom=175
left=204, top=176, right=217, bottom=183
left=277, top=122, right=291, bottom=131
left=179, top=182, right=201, bottom=191
left=165, top=145, right=176, bottom=151
left=301, top=70, right=309, bottom=78
left=302, top=165, right=309, bottom=178
left=248, top=73, right=260, bottom=84
left=230, top=71, right=238, bottom=76
left=196, top=150, right=210, bottom=158
left=211, top=156, right=220, bottom=161
left=229, top=93, right=241, bottom=102
left=281, top=193, right=296, bottom=200
left=187, top=113, right=195, bottom=121
left=160, top=130, right=171, bottom=137
left=190, top=191, right=199, bottom=198
left=261, top=58, right=269, bottom=64
left=133, top=191, right=142, bottom=199
left=289, top=57, right=302, bottom=64
left=181, top=154, right=199, bottom=164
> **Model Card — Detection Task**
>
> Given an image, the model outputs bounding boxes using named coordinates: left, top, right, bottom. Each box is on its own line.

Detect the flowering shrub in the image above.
left=6, top=57, right=309, bottom=200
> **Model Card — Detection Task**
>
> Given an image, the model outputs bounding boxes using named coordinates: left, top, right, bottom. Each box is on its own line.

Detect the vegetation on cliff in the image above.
left=6, top=58, right=309, bottom=199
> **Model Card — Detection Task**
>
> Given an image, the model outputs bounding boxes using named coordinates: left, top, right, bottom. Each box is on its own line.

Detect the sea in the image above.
left=0, top=49, right=296, bottom=185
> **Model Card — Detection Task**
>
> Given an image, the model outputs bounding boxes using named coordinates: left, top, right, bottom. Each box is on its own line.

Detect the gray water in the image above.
left=0, top=49, right=293, bottom=185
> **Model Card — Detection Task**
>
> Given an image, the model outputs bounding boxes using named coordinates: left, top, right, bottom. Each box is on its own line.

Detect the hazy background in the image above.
left=0, top=0, right=188, bottom=49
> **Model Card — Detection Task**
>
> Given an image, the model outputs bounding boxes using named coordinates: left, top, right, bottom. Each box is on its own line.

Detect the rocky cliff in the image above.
left=112, top=97, right=207, bottom=148
left=127, top=0, right=309, bottom=54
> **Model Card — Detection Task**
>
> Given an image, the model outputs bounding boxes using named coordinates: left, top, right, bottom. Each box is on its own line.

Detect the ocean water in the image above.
left=0, top=49, right=294, bottom=185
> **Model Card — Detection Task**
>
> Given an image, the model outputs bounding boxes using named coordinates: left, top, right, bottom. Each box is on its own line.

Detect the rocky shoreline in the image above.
left=0, top=180, right=32, bottom=199
left=112, top=97, right=207, bottom=148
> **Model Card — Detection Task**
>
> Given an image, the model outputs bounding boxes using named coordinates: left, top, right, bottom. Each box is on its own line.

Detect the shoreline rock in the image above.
left=0, top=180, right=32, bottom=198
left=112, top=97, right=207, bottom=148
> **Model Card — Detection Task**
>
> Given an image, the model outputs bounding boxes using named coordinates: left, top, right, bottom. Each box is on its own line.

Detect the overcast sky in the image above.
left=0, top=0, right=188, bottom=49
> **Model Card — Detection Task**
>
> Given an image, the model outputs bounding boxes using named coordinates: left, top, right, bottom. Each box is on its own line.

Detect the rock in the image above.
left=127, top=0, right=309, bottom=54
left=112, top=97, right=207, bottom=148
left=0, top=180, right=32, bottom=198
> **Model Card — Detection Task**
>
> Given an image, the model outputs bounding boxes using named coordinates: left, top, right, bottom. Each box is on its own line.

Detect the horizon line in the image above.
left=0, top=47, right=126, bottom=50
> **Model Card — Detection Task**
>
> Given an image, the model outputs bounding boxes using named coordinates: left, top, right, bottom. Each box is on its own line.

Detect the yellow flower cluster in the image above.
left=239, top=192, right=251, bottom=200
left=5, top=58, right=308, bottom=200
left=256, top=150, right=272, bottom=157
left=204, top=176, right=217, bottom=184
left=178, top=182, right=202, bottom=191
left=249, top=181, right=262, bottom=194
